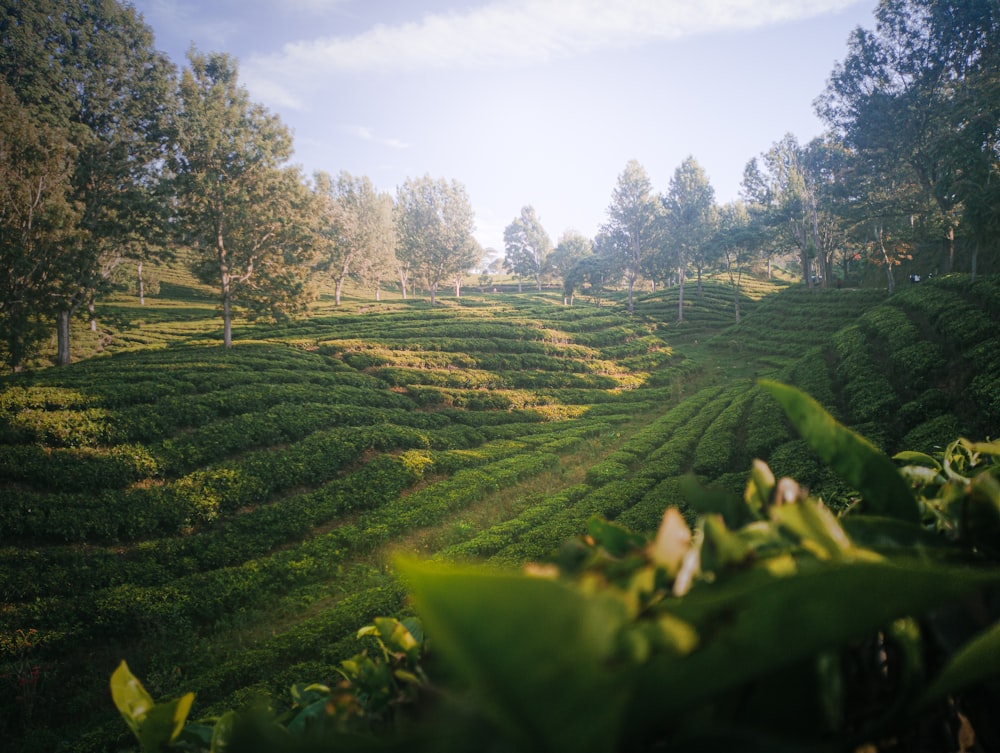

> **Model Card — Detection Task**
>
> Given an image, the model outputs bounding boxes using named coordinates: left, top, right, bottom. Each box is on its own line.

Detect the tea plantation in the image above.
left=2, top=273, right=999, bottom=751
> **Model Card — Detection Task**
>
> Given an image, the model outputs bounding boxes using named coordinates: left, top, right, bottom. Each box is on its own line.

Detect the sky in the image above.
left=128, top=0, right=879, bottom=257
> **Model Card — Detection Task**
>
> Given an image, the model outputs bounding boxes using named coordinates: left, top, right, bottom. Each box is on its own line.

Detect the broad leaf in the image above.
left=679, top=473, right=758, bottom=528
left=110, top=661, right=155, bottom=740
left=397, top=558, right=632, bottom=753
left=919, top=620, right=1000, bottom=707
left=759, top=380, right=919, bottom=523
left=626, top=559, right=1000, bottom=742
left=138, top=693, right=195, bottom=751
left=110, top=660, right=193, bottom=751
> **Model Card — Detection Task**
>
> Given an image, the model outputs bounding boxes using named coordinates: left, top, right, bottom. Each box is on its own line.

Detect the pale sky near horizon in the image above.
left=128, top=0, right=878, bottom=256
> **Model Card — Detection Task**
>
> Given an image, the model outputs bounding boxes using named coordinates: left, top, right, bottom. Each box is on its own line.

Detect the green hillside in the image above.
left=2, top=274, right=999, bottom=751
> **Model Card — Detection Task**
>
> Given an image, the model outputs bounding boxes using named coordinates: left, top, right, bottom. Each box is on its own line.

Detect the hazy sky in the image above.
left=129, top=0, right=877, bottom=254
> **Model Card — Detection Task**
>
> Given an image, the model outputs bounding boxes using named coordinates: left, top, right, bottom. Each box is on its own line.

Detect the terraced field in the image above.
left=2, top=273, right=998, bottom=751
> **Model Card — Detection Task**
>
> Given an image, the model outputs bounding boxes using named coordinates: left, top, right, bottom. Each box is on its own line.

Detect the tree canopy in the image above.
left=602, top=160, right=662, bottom=314
left=503, top=205, right=552, bottom=292
left=395, top=176, right=480, bottom=306
left=172, top=51, right=316, bottom=347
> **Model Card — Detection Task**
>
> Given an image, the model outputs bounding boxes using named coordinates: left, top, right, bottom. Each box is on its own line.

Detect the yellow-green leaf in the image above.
left=759, top=380, right=919, bottom=523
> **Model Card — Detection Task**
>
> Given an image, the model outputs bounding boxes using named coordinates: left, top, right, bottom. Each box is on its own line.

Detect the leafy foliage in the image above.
left=108, top=383, right=1000, bottom=753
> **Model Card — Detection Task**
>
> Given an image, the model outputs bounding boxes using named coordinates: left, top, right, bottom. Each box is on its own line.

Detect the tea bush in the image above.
left=108, top=382, right=1000, bottom=753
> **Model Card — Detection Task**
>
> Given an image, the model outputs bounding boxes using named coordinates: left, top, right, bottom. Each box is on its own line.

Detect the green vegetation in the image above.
left=2, top=1, right=999, bottom=749
left=110, top=383, right=1000, bottom=753
left=1, top=273, right=998, bottom=752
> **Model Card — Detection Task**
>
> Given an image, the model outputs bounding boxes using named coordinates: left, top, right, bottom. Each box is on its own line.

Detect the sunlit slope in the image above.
left=0, top=295, right=683, bottom=747
left=602, top=275, right=1000, bottom=535
left=2, top=275, right=998, bottom=750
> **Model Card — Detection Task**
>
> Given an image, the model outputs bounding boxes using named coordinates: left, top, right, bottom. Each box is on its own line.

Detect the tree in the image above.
left=395, top=176, right=481, bottom=306
left=711, top=202, right=754, bottom=323
left=503, top=205, right=552, bottom=292
left=602, top=160, right=661, bottom=313
left=661, top=156, right=717, bottom=322
left=172, top=51, right=316, bottom=348
left=815, top=0, right=1000, bottom=274
left=744, top=136, right=830, bottom=289
left=932, top=1, right=1000, bottom=279
left=577, top=231, right=623, bottom=308
left=0, top=82, right=80, bottom=370
left=351, top=192, right=398, bottom=302
left=1, top=0, right=177, bottom=365
left=550, top=231, right=593, bottom=305
left=314, top=171, right=395, bottom=306
left=833, top=149, right=925, bottom=294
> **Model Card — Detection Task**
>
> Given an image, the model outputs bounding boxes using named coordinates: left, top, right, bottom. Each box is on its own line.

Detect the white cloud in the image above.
left=248, top=0, right=861, bottom=75
left=346, top=125, right=410, bottom=150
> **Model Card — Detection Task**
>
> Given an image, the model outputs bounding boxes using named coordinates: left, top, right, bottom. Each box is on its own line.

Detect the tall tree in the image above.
left=0, top=82, right=80, bottom=370
left=351, top=192, right=398, bottom=302
left=578, top=232, right=623, bottom=308
left=711, top=202, right=754, bottom=323
left=172, top=51, right=316, bottom=348
left=550, top=231, right=593, bottom=305
left=503, top=205, right=552, bottom=292
left=395, top=176, right=480, bottom=306
left=1, top=0, right=177, bottom=365
left=661, top=156, right=717, bottom=322
left=833, top=147, right=925, bottom=293
left=314, top=171, right=395, bottom=306
left=744, top=136, right=816, bottom=288
left=602, top=160, right=661, bottom=313
left=933, top=1, right=1000, bottom=279
left=815, top=0, right=999, bottom=274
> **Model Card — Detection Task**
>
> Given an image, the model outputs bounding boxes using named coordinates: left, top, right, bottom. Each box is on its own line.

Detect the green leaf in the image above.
left=396, top=557, right=631, bottom=753
left=744, top=459, right=775, bottom=517
left=110, top=661, right=195, bottom=751
left=110, top=661, right=155, bottom=741
left=679, top=474, right=757, bottom=529
left=587, top=516, right=646, bottom=557
left=138, top=692, right=195, bottom=751
left=627, top=559, right=1000, bottom=742
left=919, top=620, right=1000, bottom=707
left=759, top=380, right=919, bottom=523
left=770, top=500, right=856, bottom=560
left=841, top=516, right=950, bottom=553
left=210, top=711, right=235, bottom=753
left=893, top=451, right=941, bottom=470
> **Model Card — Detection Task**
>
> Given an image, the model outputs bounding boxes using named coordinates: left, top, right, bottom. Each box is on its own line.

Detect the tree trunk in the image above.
left=876, top=227, right=895, bottom=295
left=677, top=255, right=686, bottom=323
left=454, top=278, right=461, bottom=298
left=218, top=225, right=233, bottom=348
left=57, top=310, right=71, bottom=366
left=945, top=224, right=955, bottom=274
left=535, top=273, right=542, bottom=292
left=138, top=261, right=145, bottom=305
left=89, top=301, right=97, bottom=332
left=335, top=278, right=344, bottom=306
left=223, top=293, right=233, bottom=348
left=727, top=251, right=741, bottom=324
left=399, top=268, right=407, bottom=300
left=375, top=286, right=381, bottom=302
